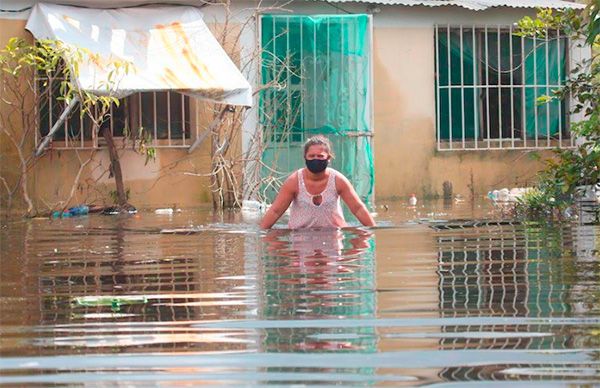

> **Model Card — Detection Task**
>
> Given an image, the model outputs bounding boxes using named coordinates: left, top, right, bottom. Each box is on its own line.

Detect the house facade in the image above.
left=0, top=0, right=587, bottom=210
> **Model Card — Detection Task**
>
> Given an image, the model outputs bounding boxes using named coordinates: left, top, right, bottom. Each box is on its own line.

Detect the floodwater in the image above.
left=1, top=200, right=599, bottom=386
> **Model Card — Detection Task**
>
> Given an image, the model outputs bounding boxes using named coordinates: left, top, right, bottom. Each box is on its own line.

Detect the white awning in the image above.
left=25, top=3, right=252, bottom=106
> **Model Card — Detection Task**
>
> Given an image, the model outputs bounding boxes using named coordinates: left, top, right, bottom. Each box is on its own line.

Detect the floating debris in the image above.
left=73, top=296, right=148, bottom=308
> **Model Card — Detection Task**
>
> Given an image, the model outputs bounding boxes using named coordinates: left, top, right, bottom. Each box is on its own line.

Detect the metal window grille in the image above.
left=36, top=72, right=192, bottom=149
left=434, top=25, right=573, bottom=151
left=259, top=14, right=373, bottom=172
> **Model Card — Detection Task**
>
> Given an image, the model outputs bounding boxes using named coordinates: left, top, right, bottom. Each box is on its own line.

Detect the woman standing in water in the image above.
left=260, top=135, right=376, bottom=229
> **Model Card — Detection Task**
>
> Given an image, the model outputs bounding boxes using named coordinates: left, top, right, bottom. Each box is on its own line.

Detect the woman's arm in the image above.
left=259, top=174, right=297, bottom=229
left=337, top=174, right=376, bottom=227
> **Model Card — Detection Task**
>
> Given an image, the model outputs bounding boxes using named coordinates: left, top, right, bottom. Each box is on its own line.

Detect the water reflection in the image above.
left=257, top=228, right=377, bottom=383
left=2, top=207, right=600, bottom=385
left=437, top=223, right=570, bottom=319
left=435, top=222, right=599, bottom=381
left=260, top=228, right=376, bottom=351
left=3, top=217, right=253, bottom=355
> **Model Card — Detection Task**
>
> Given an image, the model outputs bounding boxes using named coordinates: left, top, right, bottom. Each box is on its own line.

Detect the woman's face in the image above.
left=305, top=144, right=330, bottom=160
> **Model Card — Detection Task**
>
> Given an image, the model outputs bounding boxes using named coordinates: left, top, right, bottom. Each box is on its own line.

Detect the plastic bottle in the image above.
left=242, top=200, right=266, bottom=213
left=409, top=194, right=417, bottom=206
left=497, top=188, right=510, bottom=202
left=52, top=210, right=72, bottom=218
left=68, top=205, right=89, bottom=216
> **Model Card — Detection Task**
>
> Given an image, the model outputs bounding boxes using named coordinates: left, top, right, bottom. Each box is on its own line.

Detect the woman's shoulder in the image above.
left=329, top=168, right=348, bottom=180
left=330, top=168, right=351, bottom=191
left=282, top=170, right=301, bottom=191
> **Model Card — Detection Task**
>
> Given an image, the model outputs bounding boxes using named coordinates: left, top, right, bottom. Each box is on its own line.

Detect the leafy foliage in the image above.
left=0, top=37, right=146, bottom=215
left=515, top=5, right=600, bottom=220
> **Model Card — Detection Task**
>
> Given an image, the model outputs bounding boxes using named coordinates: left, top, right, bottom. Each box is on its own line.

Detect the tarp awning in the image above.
left=25, top=3, right=252, bottom=106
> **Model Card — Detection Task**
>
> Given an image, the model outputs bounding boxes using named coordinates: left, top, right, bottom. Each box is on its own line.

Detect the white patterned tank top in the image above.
left=288, top=168, right=347, bottom=229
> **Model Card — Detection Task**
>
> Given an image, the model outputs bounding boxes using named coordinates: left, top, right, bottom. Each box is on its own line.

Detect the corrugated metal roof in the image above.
left=321, top=0, right=586, bottom=11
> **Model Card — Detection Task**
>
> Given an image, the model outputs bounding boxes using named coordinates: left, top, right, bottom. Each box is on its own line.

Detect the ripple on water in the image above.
left=1, top=205, right=600, bottom=385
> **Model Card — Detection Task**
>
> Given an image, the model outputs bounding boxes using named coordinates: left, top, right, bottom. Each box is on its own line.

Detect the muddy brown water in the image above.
left=1, top=200, right=599, bottom=386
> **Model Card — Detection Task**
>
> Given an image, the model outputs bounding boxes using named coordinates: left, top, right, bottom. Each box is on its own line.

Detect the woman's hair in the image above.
left=303, top=135, right=335, bottom=159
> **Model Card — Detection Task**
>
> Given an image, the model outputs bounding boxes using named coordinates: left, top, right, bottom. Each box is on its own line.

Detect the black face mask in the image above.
left=305, top=158, right=328, bottom=174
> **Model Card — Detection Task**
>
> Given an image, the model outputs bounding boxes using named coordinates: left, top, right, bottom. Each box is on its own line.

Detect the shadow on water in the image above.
left=1, top=201, right=600, bottom=385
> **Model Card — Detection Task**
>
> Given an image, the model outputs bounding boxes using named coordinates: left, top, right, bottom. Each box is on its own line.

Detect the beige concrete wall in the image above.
left=372, top=26, right=549, bottom=200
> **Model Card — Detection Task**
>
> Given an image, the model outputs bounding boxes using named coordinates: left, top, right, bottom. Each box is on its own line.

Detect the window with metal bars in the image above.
left=37, top=72, right=191, bottom=149
left=434, top=25, right=572, bottom=150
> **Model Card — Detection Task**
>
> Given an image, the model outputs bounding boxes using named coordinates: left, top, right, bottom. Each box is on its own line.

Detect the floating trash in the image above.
left=73, top=296, right=148, bottom=308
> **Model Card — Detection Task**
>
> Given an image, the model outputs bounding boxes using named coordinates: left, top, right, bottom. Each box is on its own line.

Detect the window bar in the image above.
left=345, top=18, right=352, bottom=135
left=110, top=104, right=114, bottom=137
left=93, top=105, right=98, bottom=148
left=153, top=92, right=158, bottom=144
left=521, top=34, right=527, bottom=148
left=567, top=35, right=574, bottom=148
left=535, top=249, right=541, bottom=318
left=497, top=26, right=502, bottom=148
left=485, top=26, right=490, bottom=148
left=299, top=17, right=303, bottom=146
left=283, top=16, right=293, bottom=161
left=510, top=241, right=518, bottom=314
left=64, top=98, right=69, bottom=148
left=286, top=17, right=290, bottom=142
left=48, top=79, right=53, bottom=146
left=181, top=93, right=186, bottom=145
left=556, top=30, right=563, bottom=147
left=347, top=18, right=353, bottom=140
left=509, top=25, right=515, bottom=148
left=355, top=18, right=360, bottom=134
left=313, top=19, right=317, bottom=130
left=460, top=25, right=465, bottom=149
left=498, top=245, right=506, bottom=314
left=80, top=108, right=84, bottom=148
left=327, top=18, right=331, bottom=134
left=522, top=241, right=530, bottom=317
left=473, top=27, right=478, bottom=149
left=369, top=15, right=375, bottom=156
left=450, top=250, right=457, bottom=312
left=138, top=93, right=143, bottom=143
left=486, top=248, right=494, bottom=312
left=447, top=25, right=453, bottom=149
left=533, top=35, right=538, bottom=148
left=438, top=248, right=444, bottom=312
left=167, top=91, right=172, bottom=146
left=545, top=28, right=550, bottom=148
left=461, top=246, right=469, bottom=315
left=272, top=17, right=278, bottom=146
left=435, top=25, right=441, bottom=150
left=34, top=75, right=39, bottom=147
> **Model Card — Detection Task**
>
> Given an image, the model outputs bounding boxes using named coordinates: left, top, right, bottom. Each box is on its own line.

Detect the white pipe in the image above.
left=35, top=96, right=79, bottom=156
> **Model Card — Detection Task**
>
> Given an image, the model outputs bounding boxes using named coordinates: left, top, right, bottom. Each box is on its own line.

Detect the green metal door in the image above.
left=259, top=14, right=374, bottom=210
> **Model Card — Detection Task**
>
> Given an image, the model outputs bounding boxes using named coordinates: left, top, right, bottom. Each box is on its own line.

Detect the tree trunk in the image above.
left=102, top=127, right=128, bottom=207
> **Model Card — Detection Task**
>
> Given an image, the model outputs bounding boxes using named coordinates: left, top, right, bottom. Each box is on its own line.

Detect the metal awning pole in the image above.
left=35, top=96, right=79, bottom=156
left=187, top=105, right=230, bottom=154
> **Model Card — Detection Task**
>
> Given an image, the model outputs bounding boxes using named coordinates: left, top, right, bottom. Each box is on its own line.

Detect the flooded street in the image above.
left=1, top=200, right=600, bottom=386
